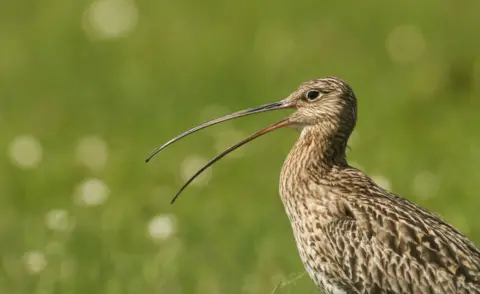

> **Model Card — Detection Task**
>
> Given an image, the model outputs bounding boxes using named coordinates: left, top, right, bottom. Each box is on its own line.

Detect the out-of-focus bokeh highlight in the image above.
left=1, top=0, right=480, bottom=293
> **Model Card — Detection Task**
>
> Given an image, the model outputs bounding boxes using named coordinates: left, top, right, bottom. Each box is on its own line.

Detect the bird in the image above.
left=146, top=76, right=480, bottom=293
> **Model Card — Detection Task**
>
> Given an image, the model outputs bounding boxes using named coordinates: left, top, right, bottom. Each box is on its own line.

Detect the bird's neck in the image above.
left=289, top=125, right=349, bottom=172
left=279, top=124, right=350, bottom=209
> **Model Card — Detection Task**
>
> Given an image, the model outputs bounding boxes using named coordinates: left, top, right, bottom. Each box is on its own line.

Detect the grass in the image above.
left=1, top=0, right=480, bottom=293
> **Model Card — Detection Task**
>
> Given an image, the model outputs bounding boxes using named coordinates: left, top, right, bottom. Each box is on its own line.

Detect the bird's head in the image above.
left=285, top=77, right=357, bottom=134
left=146, top=76, right=357, bottom=203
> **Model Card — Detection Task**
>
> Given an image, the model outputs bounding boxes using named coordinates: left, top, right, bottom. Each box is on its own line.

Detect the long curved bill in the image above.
left=145, top=100, right=294, bottom=203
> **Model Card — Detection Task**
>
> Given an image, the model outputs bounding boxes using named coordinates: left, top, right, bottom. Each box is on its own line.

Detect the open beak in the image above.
left=145, top=100, right=294, bottom=203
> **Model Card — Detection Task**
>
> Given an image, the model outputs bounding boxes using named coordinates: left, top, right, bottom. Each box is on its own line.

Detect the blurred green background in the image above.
left=1, top=0, right=480, bottom=293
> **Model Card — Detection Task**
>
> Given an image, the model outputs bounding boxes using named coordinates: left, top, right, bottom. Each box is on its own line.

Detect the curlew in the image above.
left=146, top=77, right=480, bottom=293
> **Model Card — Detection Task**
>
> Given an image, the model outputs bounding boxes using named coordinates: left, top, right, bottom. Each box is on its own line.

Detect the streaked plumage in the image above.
left=280, top=77, right=480, bottom=293
left=146, top=76, right=480, bottom=294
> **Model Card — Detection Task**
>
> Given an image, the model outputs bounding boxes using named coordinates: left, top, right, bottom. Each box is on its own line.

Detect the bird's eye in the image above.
left=306, top=90, right=321, bottom=101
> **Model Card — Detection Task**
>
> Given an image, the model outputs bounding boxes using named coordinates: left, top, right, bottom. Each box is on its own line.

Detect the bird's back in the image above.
left=280, top=145, right=480, bottom=293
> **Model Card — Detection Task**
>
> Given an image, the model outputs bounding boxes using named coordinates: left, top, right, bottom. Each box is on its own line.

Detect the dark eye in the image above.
left=306, top=90, right=321, bottom=100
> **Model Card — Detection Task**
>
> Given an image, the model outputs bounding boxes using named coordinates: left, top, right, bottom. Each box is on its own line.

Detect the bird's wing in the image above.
left=323, top=215, right=480, bottom=293
left=332, top=184, right=480, bottom=293
left=324, top=218, right=432, bottom=293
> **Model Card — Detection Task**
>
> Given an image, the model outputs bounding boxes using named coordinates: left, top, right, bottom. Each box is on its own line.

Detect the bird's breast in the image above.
left=279, top=162, right=342, bottom=225
left=279, top=154, right=354, bottom=293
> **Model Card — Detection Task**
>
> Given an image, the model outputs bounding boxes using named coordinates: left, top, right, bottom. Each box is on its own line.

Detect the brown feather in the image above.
left=280, top=77, right=480, bottom=293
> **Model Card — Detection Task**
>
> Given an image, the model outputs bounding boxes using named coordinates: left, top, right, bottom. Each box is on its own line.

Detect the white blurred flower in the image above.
left=386, top=25, right=426, bottom=63
left=23, top=251, right=47, bottom=274
left=76, top=136, right=108, bottom=171
left=8, top=135, right=42, bottom=169
left=148, top=215, right=175, bottom=241
left=74, top=178, right=109, bottom=206
left=371, top=175, right=391, bottom=191
left=45, top=209, right=71, bottom=231
left=180, top=155, right=212, bottom=187
left=83, top=0, right=138, bottom=40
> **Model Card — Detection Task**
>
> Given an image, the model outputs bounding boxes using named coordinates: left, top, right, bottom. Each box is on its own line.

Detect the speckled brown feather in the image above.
left=279, top=77, right=480, bottom=293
